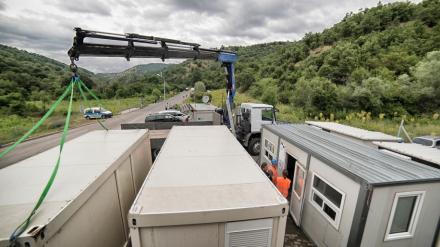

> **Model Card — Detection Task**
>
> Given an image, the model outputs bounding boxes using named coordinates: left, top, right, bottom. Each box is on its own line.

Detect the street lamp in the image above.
left=156, top=72, right=166, bottom=101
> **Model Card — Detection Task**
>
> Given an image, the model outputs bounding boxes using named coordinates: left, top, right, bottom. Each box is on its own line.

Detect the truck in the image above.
left=235, top=102, right=276, bottom=155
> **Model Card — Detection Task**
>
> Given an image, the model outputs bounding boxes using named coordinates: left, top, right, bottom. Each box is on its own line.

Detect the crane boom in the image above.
left=68, top=27, right=236, bottom=62
left=68, top=27, right=238, bottom=134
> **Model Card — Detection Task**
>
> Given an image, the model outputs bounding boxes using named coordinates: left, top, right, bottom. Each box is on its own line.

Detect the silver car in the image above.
left=412, top=136, right=440, bottom=149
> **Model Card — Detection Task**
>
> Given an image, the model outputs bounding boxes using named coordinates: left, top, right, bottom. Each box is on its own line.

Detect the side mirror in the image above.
left=272, top=108, right=277, bottom=123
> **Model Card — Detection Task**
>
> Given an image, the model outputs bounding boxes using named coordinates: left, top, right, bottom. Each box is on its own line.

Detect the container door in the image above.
left=290, top=161, right=306, bottom=226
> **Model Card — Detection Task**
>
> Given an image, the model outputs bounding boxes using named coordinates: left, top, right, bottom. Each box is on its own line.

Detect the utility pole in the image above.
left=156, top=72, right=166, bottom=101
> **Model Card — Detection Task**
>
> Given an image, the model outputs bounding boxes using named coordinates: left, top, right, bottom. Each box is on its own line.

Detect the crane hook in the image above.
left=69, top=57, right=78, bottom=78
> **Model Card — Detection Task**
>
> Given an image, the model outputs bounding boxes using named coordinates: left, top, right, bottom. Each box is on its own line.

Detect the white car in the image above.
left=158, top=110, right=186, bottom=117
left=157, top=110, right=189, bottom=121
left=84, top=107, right=113, bottom=119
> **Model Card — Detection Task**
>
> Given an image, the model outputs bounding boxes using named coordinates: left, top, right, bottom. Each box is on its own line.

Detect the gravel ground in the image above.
left=284, top=216, right=315, bottom=247
left=251, top=155, right=315, bottom=246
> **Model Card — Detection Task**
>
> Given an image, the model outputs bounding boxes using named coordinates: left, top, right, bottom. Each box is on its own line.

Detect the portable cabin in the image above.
left=181, top=103, right=222, bottom=123
left=305, top=121, right=402, bottom=147
left=129, top=125, right=288, bottom=247
left=260, top=124, right=440, bottom=247
left=374, top=141, right=440, bottom=169
left=0, top=130, right=152, bottom=247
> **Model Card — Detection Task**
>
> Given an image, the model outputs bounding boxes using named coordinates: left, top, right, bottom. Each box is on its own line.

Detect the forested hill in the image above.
left=1, top=0, right=440, bottom=118
left=163, top=0, right=440, bottom=116
left=0, top=45, right=101, bottom=115
left=96, top=63, right=168, bottom=83
left=0, top=45, right=170, bottom=115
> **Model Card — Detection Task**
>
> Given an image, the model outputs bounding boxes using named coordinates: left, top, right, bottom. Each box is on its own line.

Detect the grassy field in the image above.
left=209, top=89, right=440, bottom=141
left=0, top=97, right=149, bottom=145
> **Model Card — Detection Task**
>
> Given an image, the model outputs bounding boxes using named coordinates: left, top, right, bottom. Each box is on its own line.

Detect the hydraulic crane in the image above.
left=68, top=27, right=238, bottom=134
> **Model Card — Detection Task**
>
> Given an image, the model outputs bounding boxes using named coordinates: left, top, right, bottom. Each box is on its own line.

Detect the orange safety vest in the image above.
left=276, top=177, right=291, bottom=198
left=269, top=165, right=278, bottom=185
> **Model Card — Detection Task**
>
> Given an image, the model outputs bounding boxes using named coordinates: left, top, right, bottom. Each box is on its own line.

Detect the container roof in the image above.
left=306, top=121, right=402, bottom=142
left=0, top=130, right=147, bottom=242
left=373, top=142, right=440, bottom=167
left=264, top=124, right=440, bottom=186
left=129, top=126, right=287, bottom=227
left=189, top=103, right=218, bottom=111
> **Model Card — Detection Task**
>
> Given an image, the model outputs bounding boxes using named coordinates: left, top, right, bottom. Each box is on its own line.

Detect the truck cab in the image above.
left=235, top=103, right=275, bottom=155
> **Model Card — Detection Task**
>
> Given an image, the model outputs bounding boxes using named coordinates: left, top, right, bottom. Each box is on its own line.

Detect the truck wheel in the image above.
left=247, top=137, right=260, bottom=156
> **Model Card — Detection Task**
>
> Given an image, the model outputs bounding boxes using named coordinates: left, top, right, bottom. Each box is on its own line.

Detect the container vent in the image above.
left=225, top=218, right=273, bottom=247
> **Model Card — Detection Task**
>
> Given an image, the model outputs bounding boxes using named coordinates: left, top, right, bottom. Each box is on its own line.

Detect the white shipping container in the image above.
left=0, top=130, right=152, bottom=247
left=129, top=126, right=288, bottom=247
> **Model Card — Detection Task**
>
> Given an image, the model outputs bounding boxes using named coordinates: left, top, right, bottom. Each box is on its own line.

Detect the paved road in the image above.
left=0, top=91, right=191, bottom=169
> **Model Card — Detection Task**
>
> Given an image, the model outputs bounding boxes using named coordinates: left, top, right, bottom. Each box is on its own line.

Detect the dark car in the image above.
left=145, top=113, right=183, bottom=123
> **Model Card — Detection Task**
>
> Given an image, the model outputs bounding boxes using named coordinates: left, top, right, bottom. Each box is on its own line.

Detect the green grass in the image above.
left=209, top=89, right=440, bottom=141
left=0, top=97, right=150, bottom=145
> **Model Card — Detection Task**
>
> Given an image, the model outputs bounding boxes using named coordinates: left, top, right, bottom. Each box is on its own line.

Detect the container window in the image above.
left=312, top=192, right=323, bottom=207
left=263, top=139, right=275, bottom=161
left=323, top=203, right=336, bottom=220
left=312, top=175, right=343, bottom=207
left=325, top=185, right=343, bottom=207
left=293, top=164, right=305, bottom=199
left=385, top=191, right=425, bottom=241
left=313, top=176, right=325, bottom=193
left=310, top=173, right=345, bottom=230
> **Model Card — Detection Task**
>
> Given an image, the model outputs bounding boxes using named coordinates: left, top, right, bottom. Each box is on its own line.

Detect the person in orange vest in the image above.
left=260, top=162, right=273, bottom=181
left=269, top=159, right=279, bottom=185
left=276, top=169, right=291, bottom=198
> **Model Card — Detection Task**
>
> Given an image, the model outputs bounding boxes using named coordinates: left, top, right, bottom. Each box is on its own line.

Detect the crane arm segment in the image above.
left=68, top=27, right=238, bottom=134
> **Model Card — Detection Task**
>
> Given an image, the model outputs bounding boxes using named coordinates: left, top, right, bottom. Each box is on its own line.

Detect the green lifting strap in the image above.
left=9, top=79, right=76, bottom=242
left=79, top=79, right=103, bottom=105
left=77, top=79, right=108, bottom=130
left=0, top=82, right=74, bottom=159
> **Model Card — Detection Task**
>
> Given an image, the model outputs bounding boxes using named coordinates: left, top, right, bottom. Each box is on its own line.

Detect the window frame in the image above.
left=292, top=163, right=306, bottom=200
left=384, top=191, right=425, bottom=241
left=263, top=138, right=275, bottom=161
left=309, top=173, right=346, bottom=230
left=261, top=108, right=274, bottom=121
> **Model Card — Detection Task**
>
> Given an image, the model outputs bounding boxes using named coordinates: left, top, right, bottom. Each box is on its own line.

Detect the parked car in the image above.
left=158, top=110, right=189, bottom=121
left=145, top=113, right=183, bottom=123
left=413, top=136, right=440, bottom=148
left=84, top=107, right=113, bottom=119
left=158, top=110, right=186, bottom=117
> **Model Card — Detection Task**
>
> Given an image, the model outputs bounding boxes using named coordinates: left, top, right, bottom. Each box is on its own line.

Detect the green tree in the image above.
left=318, top=42, right=359, bottom=84
left=236, top=69, right=256, bottom=92
left=194, top=81, right=206, bottom=93
left=351, top=77, right=388, bottom=114
left=292, top=77, right=339, bottom=113
left=413, top=51, right=440, bottom=95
